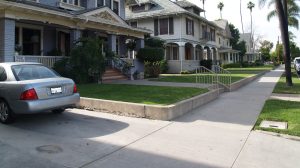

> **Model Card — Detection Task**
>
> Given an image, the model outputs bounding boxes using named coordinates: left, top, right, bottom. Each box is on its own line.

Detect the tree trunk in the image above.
left=276, top=0, right=293, bottom=86
left=240, top=0, right=244, bottom=33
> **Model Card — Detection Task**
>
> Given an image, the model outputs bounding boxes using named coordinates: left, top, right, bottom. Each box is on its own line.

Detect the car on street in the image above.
left=0, top=62, right=80, bottom=124
left=294, top=57, right=300, bottom=75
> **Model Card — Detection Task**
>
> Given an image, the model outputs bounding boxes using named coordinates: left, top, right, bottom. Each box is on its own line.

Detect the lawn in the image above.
left=151, top=66, right=273, bottom=84
left=77, top=84, right=209, bottom=105
left=273, top=70, right=300, bottom=94
left=254, top=99, right=300, bottom=137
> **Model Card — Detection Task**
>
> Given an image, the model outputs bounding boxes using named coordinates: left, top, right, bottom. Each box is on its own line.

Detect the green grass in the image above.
left=152, top=70, right=264, bottom=84
left=254, top=99, right=300, bottom=137
left=77, top=84, right=209, bottom=105
left=273, top=70, right=300, bottom=94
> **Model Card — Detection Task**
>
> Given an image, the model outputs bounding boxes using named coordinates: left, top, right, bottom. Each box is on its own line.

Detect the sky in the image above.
left=187, top=0, right=300, bottom=48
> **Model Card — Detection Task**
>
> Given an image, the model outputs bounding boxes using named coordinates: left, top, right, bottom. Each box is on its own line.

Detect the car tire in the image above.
left=52, top=108, right=65, bottom=114
left=0, top=100, right=14, bottom=124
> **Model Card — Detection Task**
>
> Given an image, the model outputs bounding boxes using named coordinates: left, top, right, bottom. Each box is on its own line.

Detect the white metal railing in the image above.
left=212, top=65, right=232, bottom=91
left=193, top=65, right=232, bottom=92
left=14, top=55, right=66, bottom=68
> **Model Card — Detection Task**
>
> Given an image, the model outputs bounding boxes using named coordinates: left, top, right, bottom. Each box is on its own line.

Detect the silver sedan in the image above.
left=0, top=62, right=80, bottom=124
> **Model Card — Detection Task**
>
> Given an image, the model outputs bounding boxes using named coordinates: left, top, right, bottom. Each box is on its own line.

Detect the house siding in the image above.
left=119, top=0, right=125, bottom=19
left=0, top=19, right=15, bottom=62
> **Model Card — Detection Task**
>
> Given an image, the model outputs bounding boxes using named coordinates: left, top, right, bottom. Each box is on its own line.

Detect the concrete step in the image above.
left=102, top=75, right=128, bottom=80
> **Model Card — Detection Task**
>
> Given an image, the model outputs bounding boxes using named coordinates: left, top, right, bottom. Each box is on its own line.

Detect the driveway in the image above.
left=1, top=68, right=300, bottom=168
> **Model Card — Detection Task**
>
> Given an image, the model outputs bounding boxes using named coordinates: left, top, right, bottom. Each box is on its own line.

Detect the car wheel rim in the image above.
left=0, top=102, right=9, bottom=121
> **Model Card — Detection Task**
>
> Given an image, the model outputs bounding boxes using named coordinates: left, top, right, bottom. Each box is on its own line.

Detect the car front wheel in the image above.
left=0, top=100, right=14, bottom=124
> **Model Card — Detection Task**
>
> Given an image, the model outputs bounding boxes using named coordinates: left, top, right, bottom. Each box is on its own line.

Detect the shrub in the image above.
left=70, top=37, right=105, bottom=83
left=145, top=37, right=165, bottom=48
left=222, top=63, right=241, bottom=69
left=136, top=48, right=164, bottom=62
left=200, top=59, right=213, bottom=70
left=144, top=61, right=162, bottom=78
left=53, top=58, right=76, bottom=80
left=160, top=60, right=169, bottom=74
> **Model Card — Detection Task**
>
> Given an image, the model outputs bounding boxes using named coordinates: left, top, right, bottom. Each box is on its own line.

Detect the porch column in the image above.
left=108, top=34, right=117, bottom=53
left=0, top=19, right=15, bottom=62
left=179, top=45, right=185, bottom=72
left=70, top=29, right=82, bottom=47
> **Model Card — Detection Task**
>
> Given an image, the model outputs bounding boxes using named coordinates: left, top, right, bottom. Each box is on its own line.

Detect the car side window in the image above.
left=0, top=66, right=7, bottom=81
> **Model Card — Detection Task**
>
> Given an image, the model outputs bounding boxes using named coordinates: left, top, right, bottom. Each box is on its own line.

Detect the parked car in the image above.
left=294, top=57, right=300, bottom=74
left=0, top=62, right=80, bottom=124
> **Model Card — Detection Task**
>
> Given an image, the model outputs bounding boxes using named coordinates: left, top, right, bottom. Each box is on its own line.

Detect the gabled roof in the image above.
left=175, top=0, right=204, bottom=12
left=126, top=0, right=186, bottom=20
left=213, top=19, right=232, bottom=38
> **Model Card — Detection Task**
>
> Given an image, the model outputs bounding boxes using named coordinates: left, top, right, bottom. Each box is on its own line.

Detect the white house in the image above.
left=126, top=0, right=240, bottom=73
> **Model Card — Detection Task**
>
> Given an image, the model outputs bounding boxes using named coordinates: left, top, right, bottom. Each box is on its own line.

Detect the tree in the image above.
left=201, top=0, right=206, bottom=18
left=217, top=2, right=224, bottom=19
left=266, top=0, right=300, bottom=29
left=229, top=23, right=247, bottom=62
left=247, top=1, right=255, bottom=53
left=240, top=0, right=245, bottom=33
left=259, top=0, right=293, bottom=86
left=259, top=40, right=274, bottom=61
left=229, top=23, right=240, bottom=49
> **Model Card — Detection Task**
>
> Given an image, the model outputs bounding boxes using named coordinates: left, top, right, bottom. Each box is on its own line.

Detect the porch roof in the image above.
left=0, top=0, right=151, bottom=38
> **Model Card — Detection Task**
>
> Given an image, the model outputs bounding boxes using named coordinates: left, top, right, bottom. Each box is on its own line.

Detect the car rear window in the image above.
left=12, top=64, right=59, bottom=81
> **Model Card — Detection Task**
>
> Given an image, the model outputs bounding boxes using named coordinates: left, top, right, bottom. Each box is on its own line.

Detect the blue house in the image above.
left=0, top=0, right=149, bottom=71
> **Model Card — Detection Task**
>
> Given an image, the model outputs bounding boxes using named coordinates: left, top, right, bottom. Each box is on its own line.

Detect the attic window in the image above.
left=132, top=4, right=146, bottom=12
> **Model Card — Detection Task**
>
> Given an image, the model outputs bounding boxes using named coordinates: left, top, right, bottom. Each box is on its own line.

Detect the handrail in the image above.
left=14, top=55, right=66, bottom=68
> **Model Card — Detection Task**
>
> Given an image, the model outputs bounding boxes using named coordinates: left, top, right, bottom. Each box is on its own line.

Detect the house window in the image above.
left=61, top=0, right=80, bottom=6
left=130, top=21, right=138, bottom=28
left=202, top=25, right=206, bottom=39
left=113, top=0, right=119, bottom=15
left=132, top=4, right=146, bottom=12
left=97, top=0, right=104, bottom=7
left=219, top=38, right=221, bottom=44
left=210, top=29, right=215, bottom=41
left=154, top=17, right=174, bottom=36
left=106, top=0, right=112, bottom=8
left=166, top=44, right=179, bottom=60
left=186, top=18, right=194, bottom=35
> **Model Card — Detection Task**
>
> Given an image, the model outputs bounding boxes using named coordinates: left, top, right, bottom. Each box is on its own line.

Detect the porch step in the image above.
left=102, top=68, right=128, bottom=83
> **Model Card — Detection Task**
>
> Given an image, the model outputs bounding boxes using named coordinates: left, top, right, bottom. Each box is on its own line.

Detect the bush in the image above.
left=70, top=37, right=105, bottom=83
left=53, top=58, right=76, bottom=79
left=200, top=59, right=213, bottom=70
left=136, top=48, right=164, bottom=62
left=254, top=60, right=264, bottom=66
left=144, top=61, right=162, bottom=78
left=160, top=60, right=169, bottom=74
left=222, top=63, right=241, bottom=69
left=145, top=37, right=165, bottom=48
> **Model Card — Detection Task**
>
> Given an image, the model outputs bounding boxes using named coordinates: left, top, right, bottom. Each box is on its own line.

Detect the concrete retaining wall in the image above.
left=78, top=71, right=268, bottom=120
left=79, top=89, right=222, bottom=121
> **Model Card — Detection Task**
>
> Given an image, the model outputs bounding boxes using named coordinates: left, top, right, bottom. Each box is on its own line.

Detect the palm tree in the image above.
left=201, top=0, right=206, bottom=18
left=247, top=2, right=255, bottom=54
left=260, top=0, right=293, bottom=86
left=240, top=0, right=245, bottom=33
left=217, top=2, right=224, bottom=19
left=267, top=0, right=300, bottom=29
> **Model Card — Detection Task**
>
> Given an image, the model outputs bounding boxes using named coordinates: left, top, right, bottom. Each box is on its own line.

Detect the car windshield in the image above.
left=12, top=64, right=59, bottom=81
left=296, top=59, right=300, bottom=64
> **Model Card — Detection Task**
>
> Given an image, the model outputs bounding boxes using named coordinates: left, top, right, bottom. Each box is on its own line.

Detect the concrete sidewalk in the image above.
left=82, top=69, right=298, bottom=168
left=270, top=93, right=300, bottom=102
left=2, top=67, right=300, bottom=168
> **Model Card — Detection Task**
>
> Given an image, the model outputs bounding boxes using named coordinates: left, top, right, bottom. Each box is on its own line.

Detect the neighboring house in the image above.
left=126, top=0, right=239, bottom=73
left=239, top=33, right=261, bottom=62
left=0, top=0, right=149, bottom=69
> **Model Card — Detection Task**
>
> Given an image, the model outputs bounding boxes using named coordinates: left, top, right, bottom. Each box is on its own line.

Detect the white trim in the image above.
left=58, top=0, right=84, bottom=11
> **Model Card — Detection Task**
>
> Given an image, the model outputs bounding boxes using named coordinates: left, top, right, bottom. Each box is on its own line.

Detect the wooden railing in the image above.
left=14, top=55, right=66, bottom=68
